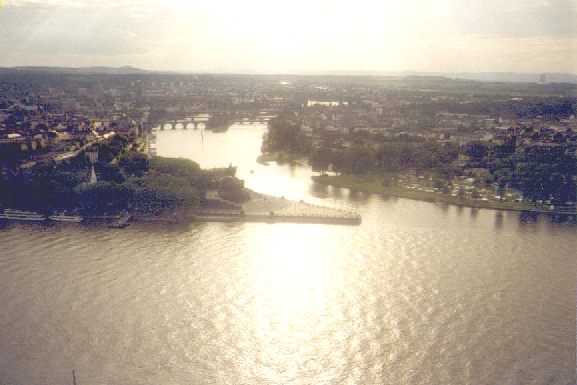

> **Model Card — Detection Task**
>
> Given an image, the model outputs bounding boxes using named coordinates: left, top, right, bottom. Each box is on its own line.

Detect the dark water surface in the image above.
left=0, top=124, right=575, bottom=384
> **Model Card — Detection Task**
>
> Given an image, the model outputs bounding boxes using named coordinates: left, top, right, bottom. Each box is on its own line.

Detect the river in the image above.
left=0, top=123, right=575, bottom=384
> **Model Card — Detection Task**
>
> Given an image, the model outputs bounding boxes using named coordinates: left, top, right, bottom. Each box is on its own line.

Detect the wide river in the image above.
left=0, top=123, right=575, bottom=385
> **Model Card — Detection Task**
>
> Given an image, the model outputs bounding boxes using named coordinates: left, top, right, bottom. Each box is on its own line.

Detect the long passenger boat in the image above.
left=0, top=209, right=46, bottom=221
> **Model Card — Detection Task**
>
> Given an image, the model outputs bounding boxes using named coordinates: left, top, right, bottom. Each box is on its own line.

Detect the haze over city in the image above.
left=1, top=0, right=576, bottom=74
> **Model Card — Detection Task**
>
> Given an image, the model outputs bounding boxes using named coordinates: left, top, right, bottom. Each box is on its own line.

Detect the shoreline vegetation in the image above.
left=263, top=113, right=576, bottom=219
left=312, top=172, right=577, bottom=216
left=256, top=152, right=306, bottom=166
left=0, top=137, right=362, bottom=226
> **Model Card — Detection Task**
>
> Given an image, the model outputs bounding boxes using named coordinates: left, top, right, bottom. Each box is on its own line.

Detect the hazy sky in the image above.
left=1, top=0, right=576, bottom=74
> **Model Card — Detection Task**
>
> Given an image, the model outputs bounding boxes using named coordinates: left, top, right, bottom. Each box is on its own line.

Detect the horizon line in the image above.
left=2, top=65, right=577, bottom=76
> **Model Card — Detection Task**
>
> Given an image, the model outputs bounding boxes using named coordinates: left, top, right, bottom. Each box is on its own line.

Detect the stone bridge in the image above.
left=156, top=112, right=276, bottom=131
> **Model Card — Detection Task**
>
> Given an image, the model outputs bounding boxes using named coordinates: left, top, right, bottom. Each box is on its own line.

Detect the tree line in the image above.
left=309, top=141, right=460, bottom=176
left=0, top=149, right=210, bottom=216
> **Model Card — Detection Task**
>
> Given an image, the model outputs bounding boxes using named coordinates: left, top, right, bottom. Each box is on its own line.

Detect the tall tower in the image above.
left=539, top=74, right=547, bottom=84
left=89, top=165, right=97, bottom=185
left=136, top=80, right=144, bottom=99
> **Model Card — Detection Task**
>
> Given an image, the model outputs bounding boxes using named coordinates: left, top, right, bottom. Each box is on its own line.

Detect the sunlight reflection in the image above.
left=251, top=224, right=333, bottom=316
left=244, top=224, right=339, bottom=380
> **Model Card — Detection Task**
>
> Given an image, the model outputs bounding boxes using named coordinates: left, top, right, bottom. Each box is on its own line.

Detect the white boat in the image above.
left=1, top=209, right=46, bottom=221
left=48, top=214, right=83, bottom=223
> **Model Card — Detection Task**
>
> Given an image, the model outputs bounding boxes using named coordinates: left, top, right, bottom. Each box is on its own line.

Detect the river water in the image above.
left=0, top=123, right=575, bottom=385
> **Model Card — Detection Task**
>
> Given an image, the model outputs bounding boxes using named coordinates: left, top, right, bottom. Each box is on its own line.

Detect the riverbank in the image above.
left=257, top=152, right=307, bottom=166
left=0, top=190, right=362, bottom=227
left=312, top=174, right=577, bottom=216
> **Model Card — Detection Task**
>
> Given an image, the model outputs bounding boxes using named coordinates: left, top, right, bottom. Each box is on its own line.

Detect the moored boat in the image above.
left=0, top=209, right=46, bottom=221
left=48, top=214, right=83, bottom=223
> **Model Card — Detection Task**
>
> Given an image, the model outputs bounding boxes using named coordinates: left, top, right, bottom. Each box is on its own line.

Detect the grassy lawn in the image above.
left=312, top=173, right=574, bottom=214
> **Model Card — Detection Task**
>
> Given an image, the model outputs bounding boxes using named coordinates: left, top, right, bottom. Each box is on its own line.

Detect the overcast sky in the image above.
left=1, top=0, right=576, bottom=74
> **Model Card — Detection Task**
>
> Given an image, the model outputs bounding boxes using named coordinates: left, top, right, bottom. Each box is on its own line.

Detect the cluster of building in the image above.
left=0, top=80, right=147, bottom=172
left=1, top=71, right=575, bottom=177
left=291, top=97, right=577, bottom=153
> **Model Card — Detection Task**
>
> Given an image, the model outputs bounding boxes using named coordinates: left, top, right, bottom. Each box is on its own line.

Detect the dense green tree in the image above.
left=75, top=181, right=131, bottom=214
left=309, top=147, right=332, bottom=175
left=95, top=163, right=125, bottom=183
left=466, top=142, right=489, bottom=160
left=119, top=153, right=149, bottom=176
left=341, top=147, right=375, bottom=174
left=126, top=173, right=199, bottom=214
left=267, top=119, right=310, bottom=154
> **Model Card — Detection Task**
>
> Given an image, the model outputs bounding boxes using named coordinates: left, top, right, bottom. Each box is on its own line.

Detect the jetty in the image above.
left=194, top=192, right=361, bottom=226
left=193, top=212, right=361, bottom=225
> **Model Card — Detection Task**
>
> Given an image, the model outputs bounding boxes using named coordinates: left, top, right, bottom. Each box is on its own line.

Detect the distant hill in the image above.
left=297, top=70, right=577, bottom=84
left=1, top=66, right=576, bottom=84
left=402, top=72, right=577, bottom=84
left=0, top=66, right=154, bottom=75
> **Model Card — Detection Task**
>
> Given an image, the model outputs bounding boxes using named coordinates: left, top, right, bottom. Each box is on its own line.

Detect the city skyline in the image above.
left=1, top=0, right=576, bottom=74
